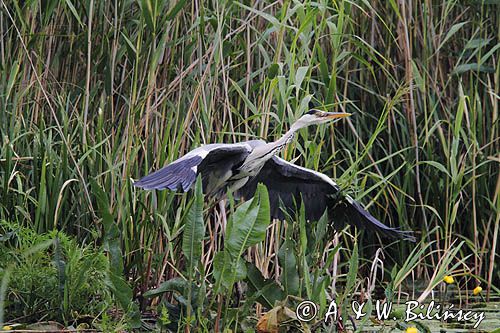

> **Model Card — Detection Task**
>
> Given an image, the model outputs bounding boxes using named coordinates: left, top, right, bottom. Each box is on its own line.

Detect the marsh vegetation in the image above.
left=0, top=0, right=498, bottom=331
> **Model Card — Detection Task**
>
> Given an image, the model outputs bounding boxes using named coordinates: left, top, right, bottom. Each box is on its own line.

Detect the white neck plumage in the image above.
left=238, top=122, right=302, bottom=174
left=269, top=120, right=305, bottom=150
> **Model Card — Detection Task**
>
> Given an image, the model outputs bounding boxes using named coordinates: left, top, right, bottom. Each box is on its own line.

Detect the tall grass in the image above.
left=0, top=0, right=498, bottom=329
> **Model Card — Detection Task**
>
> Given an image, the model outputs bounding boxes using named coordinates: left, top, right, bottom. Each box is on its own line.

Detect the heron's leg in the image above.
left=218, top=199, right=227, bottom=234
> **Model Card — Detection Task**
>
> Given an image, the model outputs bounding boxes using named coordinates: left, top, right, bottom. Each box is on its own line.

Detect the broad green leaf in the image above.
left=213, top=251, right=246, bottom=289
left=214, top=185, right=270, bottom=294
left=298, top=201, right=307, bottom=253
left=182, top=177, right=205, bottom=269
left=346, top=243, right=358, bottom=294
left=246, top=262, right=285, bottom=309
left=278, top=239, right=299, bottom=295
left=314, top=210, right=329, bottom=249
left=105, top=272, right=133, bottom=310
left=143, top=277, right=189, bottom=298
left=226, top=184, right=270, bottom=259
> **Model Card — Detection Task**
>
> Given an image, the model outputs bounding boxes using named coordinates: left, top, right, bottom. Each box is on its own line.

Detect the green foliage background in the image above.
left=0, top=0, right=498, bottom=330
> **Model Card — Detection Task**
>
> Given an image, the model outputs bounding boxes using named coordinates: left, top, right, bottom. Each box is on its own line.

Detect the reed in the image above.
left=0, top=0, right=498, bottom=330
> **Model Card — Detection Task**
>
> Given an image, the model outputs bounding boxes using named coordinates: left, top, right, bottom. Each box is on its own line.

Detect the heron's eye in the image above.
left=306, top=110, right=319, bottom=115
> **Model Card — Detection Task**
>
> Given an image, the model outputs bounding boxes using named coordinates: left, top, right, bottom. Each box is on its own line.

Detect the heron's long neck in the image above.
left=269, top=123, right=301, bottom=152
left=238, top=123, right=301, bottom=173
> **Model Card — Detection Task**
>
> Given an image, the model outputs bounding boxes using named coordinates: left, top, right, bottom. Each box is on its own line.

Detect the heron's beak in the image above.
left=324, top=112, right=351, bottom=119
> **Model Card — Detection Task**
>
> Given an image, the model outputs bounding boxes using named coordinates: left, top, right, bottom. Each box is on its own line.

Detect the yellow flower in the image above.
left=473, top=286, right=482, bottom=295
left=406, top=327, right=418, bottom=333
left=2, top=326, right=12, bottom=331
left=443, top=275, right=454, bottom=284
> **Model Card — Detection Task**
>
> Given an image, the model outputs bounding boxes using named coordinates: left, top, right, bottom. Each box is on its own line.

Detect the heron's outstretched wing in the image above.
left=236, top=156, right=415, bottom=241
left=134, top=142, right=262, bottom=192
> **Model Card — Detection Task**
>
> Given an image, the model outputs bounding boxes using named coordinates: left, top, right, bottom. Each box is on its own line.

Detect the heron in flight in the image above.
left=135, top=110, right=414, bottom=241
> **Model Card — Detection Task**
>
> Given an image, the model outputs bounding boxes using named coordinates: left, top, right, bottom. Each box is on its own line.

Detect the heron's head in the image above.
left=292, top=109, right=351, bottom=130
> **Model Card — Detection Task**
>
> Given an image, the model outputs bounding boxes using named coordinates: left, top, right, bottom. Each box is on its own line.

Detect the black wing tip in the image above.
left=345, top=197, right=416, bottom=242
left=405, top=235, right=417, bottom=242
left=387, top=228, right=416, bottom=242
left=361, top=221, right=416, bottom=242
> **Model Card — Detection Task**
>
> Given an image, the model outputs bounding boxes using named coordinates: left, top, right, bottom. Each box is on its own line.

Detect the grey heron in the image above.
left=134, top=110, right=415, bottom=241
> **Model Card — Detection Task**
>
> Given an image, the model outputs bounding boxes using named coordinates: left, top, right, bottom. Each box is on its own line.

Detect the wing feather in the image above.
left=237, top=156, right=415, bottom=241
left=134, top=144, right=253, bottom=192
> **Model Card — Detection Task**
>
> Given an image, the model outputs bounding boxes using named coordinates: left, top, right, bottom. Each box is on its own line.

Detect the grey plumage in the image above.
left=134, top=110, right=415, bottom=242
left=134, top=155, right=202, bottom=191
